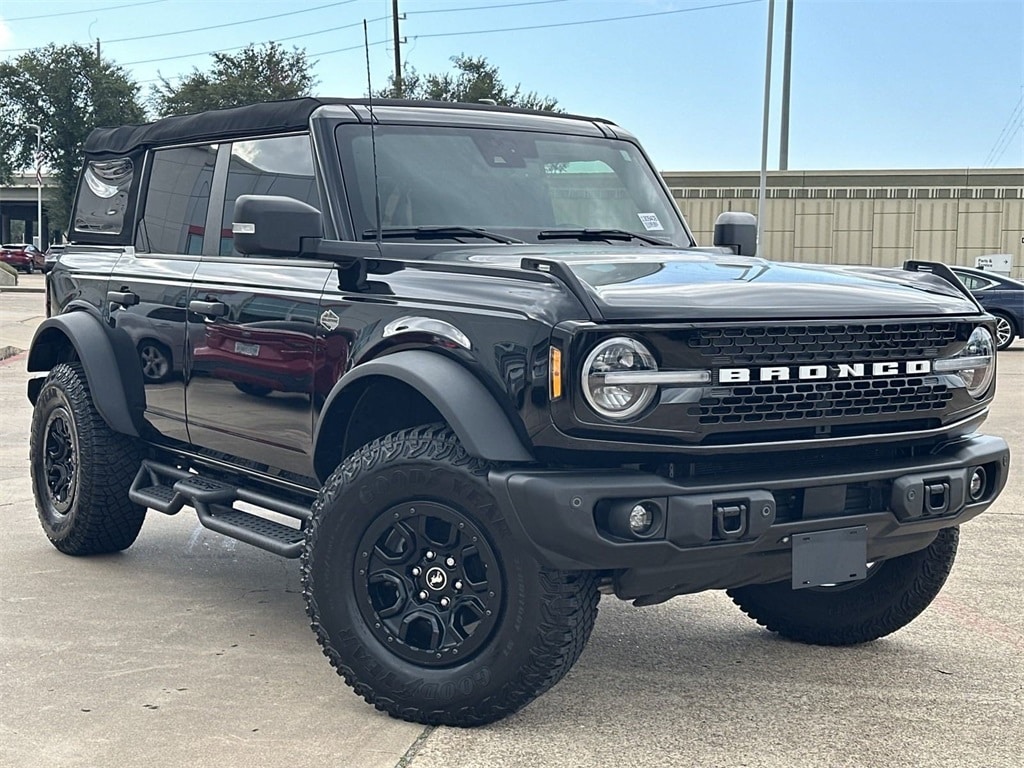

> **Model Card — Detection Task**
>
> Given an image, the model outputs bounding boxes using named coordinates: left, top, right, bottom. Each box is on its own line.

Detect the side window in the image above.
left=74, top=158, right=134, bottom=236
left=220, top=135, right=318, bottom=256
left=137, top=145, right=217, bottom=254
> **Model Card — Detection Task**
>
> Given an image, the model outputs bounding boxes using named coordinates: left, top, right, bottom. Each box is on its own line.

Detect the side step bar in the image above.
left=129, top=460, right=310, bottom=558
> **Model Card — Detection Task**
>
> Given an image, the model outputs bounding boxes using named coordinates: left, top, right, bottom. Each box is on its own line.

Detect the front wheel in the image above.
left=138, top=340, right=172, bottom=383
left=727, top=528, right=958, bottom=646
left=301, top=425, right=599, bottom=726
left=29, top=363, right=146, bottom=555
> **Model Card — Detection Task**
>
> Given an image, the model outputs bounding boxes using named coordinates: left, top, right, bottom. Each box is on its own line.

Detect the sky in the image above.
left=1, top=0, right=1022, bottom=172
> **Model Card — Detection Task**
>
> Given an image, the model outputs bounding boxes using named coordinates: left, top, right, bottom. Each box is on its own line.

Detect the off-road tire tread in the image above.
left=30, top=363, right=145, bottom=555
left=727, top=527, right=958, bottom=646
left=301, top=424, right=600, bottom=726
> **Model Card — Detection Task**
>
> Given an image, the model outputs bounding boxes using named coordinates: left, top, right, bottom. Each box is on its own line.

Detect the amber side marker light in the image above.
left=549, top=347, right=563, bottom=400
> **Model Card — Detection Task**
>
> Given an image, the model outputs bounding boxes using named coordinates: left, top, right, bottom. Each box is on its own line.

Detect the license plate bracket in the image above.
left=791, top=526, right=867, bottom=590
left=234, top=341, right=260, bottom=357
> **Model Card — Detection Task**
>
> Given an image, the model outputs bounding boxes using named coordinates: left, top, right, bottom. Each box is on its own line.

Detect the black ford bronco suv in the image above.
left=28, top=98, right=1009, bottom=726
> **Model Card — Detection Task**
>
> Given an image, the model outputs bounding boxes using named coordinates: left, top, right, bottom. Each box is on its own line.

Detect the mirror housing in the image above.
left=232, top=194, right=323, bottom=257
left=713, top=211, right=757, bottom=257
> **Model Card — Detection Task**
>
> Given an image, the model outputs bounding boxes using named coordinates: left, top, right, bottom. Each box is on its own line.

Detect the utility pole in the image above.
left=757, top=0, right=776, bottom=249
left=779, top=0, right=794, bottom=170
left=392, top=0, right=402, bottom=97
left=27, top=123, right=43, bottom=249
left=96, top=37, right=101, bottom=58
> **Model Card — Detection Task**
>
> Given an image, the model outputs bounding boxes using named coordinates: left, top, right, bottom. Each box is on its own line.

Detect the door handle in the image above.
left=107, top=289, right=139, bottom=307
left=188, top=300, right=228, bottom=318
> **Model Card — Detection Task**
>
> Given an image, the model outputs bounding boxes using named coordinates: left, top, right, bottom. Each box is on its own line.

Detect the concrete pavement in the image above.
left=2, top=282, right=1022, bottom=768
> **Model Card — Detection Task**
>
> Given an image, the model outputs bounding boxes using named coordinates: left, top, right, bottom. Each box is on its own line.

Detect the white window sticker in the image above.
left=637, top=213, right=664, bottom=231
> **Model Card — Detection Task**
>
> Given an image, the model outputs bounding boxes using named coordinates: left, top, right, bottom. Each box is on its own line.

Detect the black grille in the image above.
left=694, top=377, right=952, bottom=426
left=688, top=321, right=962, bottom=365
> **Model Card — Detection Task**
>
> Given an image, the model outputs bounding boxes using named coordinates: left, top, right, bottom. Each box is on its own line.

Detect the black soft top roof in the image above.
left=83, top=97, right=613, bottom=157
left=84, top=97, right=338, bottom=157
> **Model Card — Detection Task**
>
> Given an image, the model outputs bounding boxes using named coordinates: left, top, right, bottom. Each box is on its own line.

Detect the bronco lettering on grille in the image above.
left=718, top=360, right=932, bottom=384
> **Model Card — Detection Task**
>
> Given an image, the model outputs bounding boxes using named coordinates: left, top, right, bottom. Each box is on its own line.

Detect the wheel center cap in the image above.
left=425, top=566, right=448, bottom=591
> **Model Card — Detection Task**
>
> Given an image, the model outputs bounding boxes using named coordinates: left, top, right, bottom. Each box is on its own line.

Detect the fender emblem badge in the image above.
left=319, top=309, right=340, bottom=331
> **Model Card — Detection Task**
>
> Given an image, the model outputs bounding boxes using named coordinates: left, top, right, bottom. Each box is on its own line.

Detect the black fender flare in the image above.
left=315, top=349, right=534, bottom=467
left=27, top=312, right=145, bottom=437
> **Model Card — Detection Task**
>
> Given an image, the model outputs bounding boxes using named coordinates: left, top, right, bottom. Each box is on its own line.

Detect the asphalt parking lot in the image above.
left=2, top=277, right=1022, bottom=767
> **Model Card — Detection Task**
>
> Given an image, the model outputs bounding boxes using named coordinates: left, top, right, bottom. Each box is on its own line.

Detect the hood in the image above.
left=466, top=247, right=979, bottom=321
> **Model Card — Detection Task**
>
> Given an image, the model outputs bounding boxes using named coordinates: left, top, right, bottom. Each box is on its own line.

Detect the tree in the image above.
left=0, top=44, right=146, bottom=233
left=151, top=42, right=316, bottom=117
left=380, top=54, right=560, bottom=111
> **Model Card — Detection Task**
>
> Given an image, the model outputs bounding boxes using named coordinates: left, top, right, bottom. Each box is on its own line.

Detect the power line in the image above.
left=3, top=0, right=168, bottom=23
left=406, top=0, right=568, bottom=16
left=407, top=0, right=763, bottom=42
left=3, top=0, right=359, bottom=52
left=307, top=0, right=763, bottom=59
left=983, top=94, right=1024, bottom=167
left=116, top=0, right=572, bottom=69
left=122, top=15, right=390, bottom=67
left=989, top=122, right=1022, bottom=166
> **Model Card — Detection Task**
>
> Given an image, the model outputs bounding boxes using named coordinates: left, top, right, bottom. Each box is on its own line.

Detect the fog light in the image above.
left=969, top=467, right=987, bottom=501
left=600, top=499, right=665, bottom=540
left=629, top=503, right=655, bottom=535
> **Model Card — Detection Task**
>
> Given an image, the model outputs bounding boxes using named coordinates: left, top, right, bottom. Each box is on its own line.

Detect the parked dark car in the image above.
left=0, top=243, right=39, bottom=273
left=41, top=244, right=65, bottom=273
left=951, top=267, right=1024, bottom=350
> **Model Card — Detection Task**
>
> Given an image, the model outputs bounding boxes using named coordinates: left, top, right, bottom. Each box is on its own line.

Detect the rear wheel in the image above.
left=992, top=312, right=1016, bottom=350
left=302, top=425, right=600, bottom=726
left=29, top=363, right=146, bottom=555
left=727, top=528, right=958, bottom=645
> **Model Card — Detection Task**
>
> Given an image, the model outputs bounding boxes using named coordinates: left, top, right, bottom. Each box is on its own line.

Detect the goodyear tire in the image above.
left=301, top=425, right=600, bottom=726
left=728, top=528, right=958, bottom=646
left=29, top=363, right=146, bottom=555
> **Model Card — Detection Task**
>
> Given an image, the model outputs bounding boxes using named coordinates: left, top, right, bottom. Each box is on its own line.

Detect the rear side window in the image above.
left=137, top=145, right=217, bottom=254
left=74, top=159, right=134, bottom=236
left=219, top=135, right=318, bottom=256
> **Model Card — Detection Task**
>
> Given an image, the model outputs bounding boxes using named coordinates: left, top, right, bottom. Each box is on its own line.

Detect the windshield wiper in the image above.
left=537, top=228, right=673, bottom=247
left=361, top=226, right=525, bottom=244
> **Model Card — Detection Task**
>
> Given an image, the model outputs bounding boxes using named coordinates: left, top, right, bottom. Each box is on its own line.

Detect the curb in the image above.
left=0, top=286, right=45, bottom=294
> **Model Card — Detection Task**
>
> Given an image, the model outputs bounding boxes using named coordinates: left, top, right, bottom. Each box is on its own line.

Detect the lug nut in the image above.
left=411, top=566, right=421, bottom=576
left=418, top=590, right=429, bottom=600
left=425, top=550, right=436, bottom=561
left=445, top=556, right=456, bottom=567
left=439, top=597, right=450, bottom=608
left=454, top=580, right=463, bottom=590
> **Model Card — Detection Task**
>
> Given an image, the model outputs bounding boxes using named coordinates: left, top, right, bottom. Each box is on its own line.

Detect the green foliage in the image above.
left=379, top=54, right=560, bottom=111
left=0, top=43, right=145, bottom=232
left=151, top=42, right=316, bottom=117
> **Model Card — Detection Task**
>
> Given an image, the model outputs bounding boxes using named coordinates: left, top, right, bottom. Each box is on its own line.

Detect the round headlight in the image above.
left=935, top=326, right=995, bottom=399
left=582, top=337, right=658, bottom=420
left=959, top=327, right=996, bottom=398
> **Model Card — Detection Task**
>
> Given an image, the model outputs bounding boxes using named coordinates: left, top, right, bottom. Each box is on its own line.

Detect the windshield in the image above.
left=336, top=123, right=690, bottom=246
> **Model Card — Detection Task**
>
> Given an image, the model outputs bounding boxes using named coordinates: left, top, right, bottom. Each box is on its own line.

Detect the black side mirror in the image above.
left=713, top=211, right=757, bottom=257
left=232, top=195, right=323, bottom=257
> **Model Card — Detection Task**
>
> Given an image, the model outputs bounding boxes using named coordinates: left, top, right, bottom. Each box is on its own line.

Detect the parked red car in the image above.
left=0, top=243, right=40, bottom=273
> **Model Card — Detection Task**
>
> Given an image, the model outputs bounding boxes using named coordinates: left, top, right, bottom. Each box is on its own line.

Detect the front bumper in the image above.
left=488, top=433, right=1009, bottom=602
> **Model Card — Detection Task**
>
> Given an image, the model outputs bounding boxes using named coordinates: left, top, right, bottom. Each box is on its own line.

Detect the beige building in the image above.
left=662, top=169, right=1024, bottom=279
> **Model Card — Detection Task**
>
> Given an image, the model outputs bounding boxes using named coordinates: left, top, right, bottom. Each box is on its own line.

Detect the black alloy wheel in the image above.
left=356, top=501, right=503, bottom=666
left=41, top=406, right=79, bottom=515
